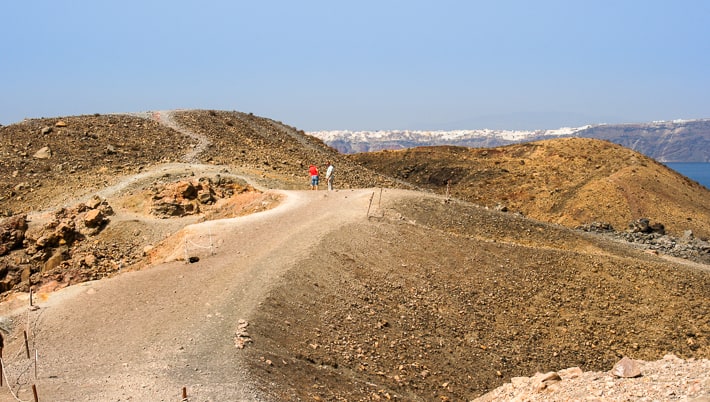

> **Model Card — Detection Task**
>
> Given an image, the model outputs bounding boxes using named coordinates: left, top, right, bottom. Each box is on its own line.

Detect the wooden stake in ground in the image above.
left=23, top=330, right=30, bottom=359
left=366, top=192, right=374, bottom=217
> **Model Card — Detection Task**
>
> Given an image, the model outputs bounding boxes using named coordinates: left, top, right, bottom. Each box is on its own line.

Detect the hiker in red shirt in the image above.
left=309, top=164, right=319, bottom=190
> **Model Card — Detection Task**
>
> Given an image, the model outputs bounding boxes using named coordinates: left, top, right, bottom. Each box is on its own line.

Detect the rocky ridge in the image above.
left=349, top=140, right=710, bottom=240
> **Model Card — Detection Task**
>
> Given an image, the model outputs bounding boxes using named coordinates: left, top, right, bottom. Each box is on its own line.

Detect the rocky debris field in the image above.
left=0, top=114, right=197, bottom=215
left=0, top=195, right=116, bottom=294
left=476, top=353, right=710, bottom=401
left=240, top=194, right=709, bottom=401
left=578, top=219, right=710, bottom=266
left=0, top=174, right=272, bottom=298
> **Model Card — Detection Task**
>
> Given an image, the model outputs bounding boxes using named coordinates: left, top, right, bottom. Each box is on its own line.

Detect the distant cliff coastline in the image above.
left=310, top=119, right=710, bottom=162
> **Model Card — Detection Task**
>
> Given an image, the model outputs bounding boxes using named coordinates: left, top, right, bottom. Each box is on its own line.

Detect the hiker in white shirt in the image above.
left=325, top=161, right=335, bottom=191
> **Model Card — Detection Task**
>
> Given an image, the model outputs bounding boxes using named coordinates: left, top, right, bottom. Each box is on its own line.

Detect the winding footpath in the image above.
left=0, top=113, right=376, bottom=401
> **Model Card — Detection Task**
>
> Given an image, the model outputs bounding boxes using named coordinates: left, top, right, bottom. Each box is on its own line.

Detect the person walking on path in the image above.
left=325, top=161, right=335, bottom=191
left=309, top=164, right=319, bottom=190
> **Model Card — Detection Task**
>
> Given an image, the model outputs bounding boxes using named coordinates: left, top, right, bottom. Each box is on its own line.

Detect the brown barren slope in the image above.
left=349, top=138, right=710, bottom=239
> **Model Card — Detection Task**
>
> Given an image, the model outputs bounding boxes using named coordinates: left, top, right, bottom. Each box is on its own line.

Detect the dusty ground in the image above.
left=0, top=110, right=708, bottom=401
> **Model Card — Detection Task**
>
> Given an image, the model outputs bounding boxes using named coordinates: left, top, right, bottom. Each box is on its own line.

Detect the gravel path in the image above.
left=0, top=188, right=374, bottom=401
left=129, top=110, right=211, bottom=163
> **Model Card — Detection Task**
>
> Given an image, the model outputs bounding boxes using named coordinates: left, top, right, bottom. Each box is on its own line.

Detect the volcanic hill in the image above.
left=0, top=110, right=707, bottom=401
left=350, top=140, right=710, bottom=240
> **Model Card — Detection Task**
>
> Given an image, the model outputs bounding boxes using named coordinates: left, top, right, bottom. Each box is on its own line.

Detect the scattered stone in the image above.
left=83, top=209, right=105, bottom=228
left=85, top=195, right=103, bottom=210
left=177, top=182, right=198, bottom=199
left=198, top=191, right=214, bottom=204
left=142, top=245, right=154, bottom=256
left=55, top=120, right=67, bottom=127
left=149, top=178, right=253, bottom=218
left=43, top=248, right=67, bottom=273
left=558, top=367, right=583, bottom=379
left=0, top=215, right=27, bottom=256
left=13, top=182, right=29, bottom=192
left=33, top=146, right=52, bottom=159
left=629, top=218, right=665, bottom=235
left=578, top=219, right=710, bottom=265
left=40, top=126, right=53, bottom=135
left=612, top=356, right=642, bottom=378
left=494, top=203, right=508, bottom=212
left=476, top=356, right=710, bottom=401
left=576, top=221, right=614, bottom=232
left=82, top=253, right=97, bottom=267
left=539, top=372, right=562, bottom=383
left=235, top=319, right=252, bottom=349
left=534, top=371, right=562, bottom=391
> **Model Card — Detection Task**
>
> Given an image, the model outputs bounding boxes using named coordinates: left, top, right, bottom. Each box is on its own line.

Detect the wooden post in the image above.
left=0, top=333, right=3, bottom=386
left=32, top=384, right=38, bottom=402
left=24, top=330, right=30, bottom=359
left=29, top=288, right=33, bottom=307
left=366, top=192, right=374, bottom=217
left=35, top=349, right=38, bottom=379
left=182, top=386, right=188, bottom=400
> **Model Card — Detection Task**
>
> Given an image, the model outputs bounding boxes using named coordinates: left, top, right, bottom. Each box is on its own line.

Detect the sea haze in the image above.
left=666, top=163, right=710, bottom=189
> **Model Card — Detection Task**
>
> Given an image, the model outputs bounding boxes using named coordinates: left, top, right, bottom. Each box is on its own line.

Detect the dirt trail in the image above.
left=0, top=112, right=379, bottom=401
left=130, top=110, right=211, bottom=163
left=0, top=188, right=375, bottom=401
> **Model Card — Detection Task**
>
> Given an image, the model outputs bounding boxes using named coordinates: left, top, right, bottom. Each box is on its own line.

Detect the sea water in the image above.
left=665, top=163, right=710, bottom=189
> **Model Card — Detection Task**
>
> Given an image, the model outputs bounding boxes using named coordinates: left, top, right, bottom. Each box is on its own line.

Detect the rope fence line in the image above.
left=0, top=293, right=45, bottom=402
left=183, top=228, right=216, bottom=263
left=0, top=357, right=22, bottom=402
left=367, top=188, right=386, bottom=219
left=2, top=293, right=194, bottom=402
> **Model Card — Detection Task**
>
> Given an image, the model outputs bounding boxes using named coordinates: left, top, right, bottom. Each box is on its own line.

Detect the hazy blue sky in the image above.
left=2, top=1, right=708, bottom=130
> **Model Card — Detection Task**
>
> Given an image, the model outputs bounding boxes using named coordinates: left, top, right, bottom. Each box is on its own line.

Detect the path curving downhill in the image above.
left=130, top=110, right=212, bottom=164
left=0, top=111, right=380, bottom=401
left=1, top=188, right=377, bottom=401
